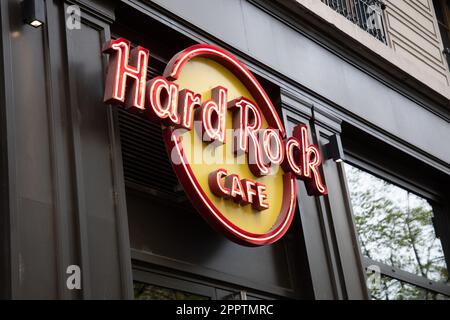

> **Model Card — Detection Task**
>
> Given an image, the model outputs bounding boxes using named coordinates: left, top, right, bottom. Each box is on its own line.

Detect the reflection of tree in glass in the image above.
left=133, top=282, right=209, bottom=300
left=344, top=164, right=449, bottom=300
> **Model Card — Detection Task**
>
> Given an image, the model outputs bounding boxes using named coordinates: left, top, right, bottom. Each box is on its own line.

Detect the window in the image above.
left=433, top=0, right=450, bottom=69
left=134, top=281, right=210, bottom=300
left=344, top=163, right=450, bottom=299
left=321, top=0, right=387, bottom=43
left=132, top=268, right=272, bottom=300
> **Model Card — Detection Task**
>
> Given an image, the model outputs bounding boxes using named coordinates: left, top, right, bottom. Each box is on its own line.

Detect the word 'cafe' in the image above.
left=103, top=38, right=327, bottom=246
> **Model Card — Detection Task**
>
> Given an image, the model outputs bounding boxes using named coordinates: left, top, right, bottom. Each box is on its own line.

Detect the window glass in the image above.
left=134, top=281, right=210, bottom=300
left=344, top=163, right=449, bottom=284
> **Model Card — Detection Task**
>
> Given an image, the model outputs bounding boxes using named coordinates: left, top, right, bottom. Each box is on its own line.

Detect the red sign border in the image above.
left=162, top=44, right=297, bottom=246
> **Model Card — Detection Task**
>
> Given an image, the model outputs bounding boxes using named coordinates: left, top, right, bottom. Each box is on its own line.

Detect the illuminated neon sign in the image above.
left=103, top=38, right=327, bottom=246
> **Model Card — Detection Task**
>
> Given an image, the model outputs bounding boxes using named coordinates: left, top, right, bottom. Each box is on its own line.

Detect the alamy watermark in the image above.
left=66, top=5, right=81, bottom=30
left=168, top=122, right=284, bottom=176
left=366, top=264, right=381, bottom=293
left=66, top=265, right=81, bottom=290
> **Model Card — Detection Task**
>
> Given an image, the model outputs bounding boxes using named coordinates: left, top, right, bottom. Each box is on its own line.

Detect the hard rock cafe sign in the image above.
left=103, top=38, right=327, bottom=246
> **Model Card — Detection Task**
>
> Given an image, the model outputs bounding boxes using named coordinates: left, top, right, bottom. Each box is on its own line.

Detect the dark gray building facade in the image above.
left=0, top=0, right=449, bottom=300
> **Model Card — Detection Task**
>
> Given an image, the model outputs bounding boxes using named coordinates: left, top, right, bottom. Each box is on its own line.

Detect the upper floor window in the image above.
left=433, top=0, right=450, bottom=69
left=321, top=0, right=387, bottom=43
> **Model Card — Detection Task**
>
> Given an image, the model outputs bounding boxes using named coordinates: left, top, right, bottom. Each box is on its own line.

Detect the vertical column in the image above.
left=280, top=88, right=369, bottom=299
left=312, top=103, right=369, bottom=300
left=62, top=1, right=133, bottom=299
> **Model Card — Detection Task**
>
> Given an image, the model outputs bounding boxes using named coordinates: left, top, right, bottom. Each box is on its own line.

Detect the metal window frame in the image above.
left=133, top=268, right=218, bottom=300
left=343, top=155, right=450, bottom=298
left=132, top=258, right=277, bottom=300
left=363, top=258, right=450, bottom=296
left=344, top=152, right=441, bottom=203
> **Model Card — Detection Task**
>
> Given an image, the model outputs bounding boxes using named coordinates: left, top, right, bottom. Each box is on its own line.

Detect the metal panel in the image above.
left=0, top=0, right=133, bottom=300
left=2, top=0, right=58, bottom=299
left=0, top=0, right=16, bottom=299
left=63, top=2, right=133, bottom=299
left=118, top=109, right=180, bottom=198
left=147, top=0, right=248, bottom=52
left=43, top=0, right=82, bottom=300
